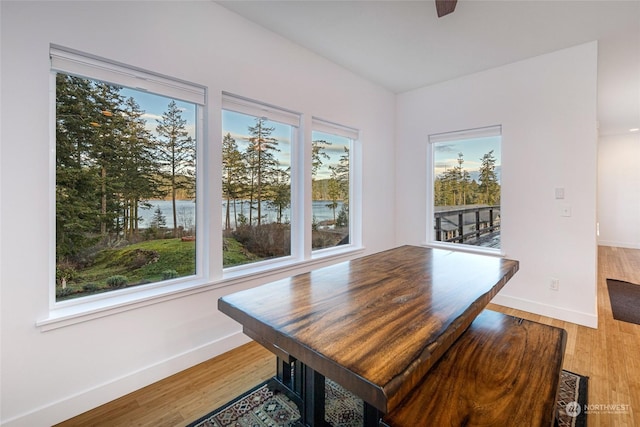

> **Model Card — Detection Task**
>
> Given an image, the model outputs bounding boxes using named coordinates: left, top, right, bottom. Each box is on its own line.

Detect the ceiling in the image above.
left=217, top=0, right=640, bottom=136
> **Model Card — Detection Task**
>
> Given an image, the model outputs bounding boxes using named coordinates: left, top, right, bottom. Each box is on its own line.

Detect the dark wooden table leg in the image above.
left=293, top=358, right=304, bottom=397
left=276, top=356, right=292, bottom=388
left=363, top=402, right=382, bottom=426
left=302, top=363, right=325, bottom=426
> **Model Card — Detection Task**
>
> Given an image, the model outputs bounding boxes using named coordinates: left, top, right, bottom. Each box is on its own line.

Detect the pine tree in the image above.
left=156, top=100, right=195, bottom=235
left=479, top=150, right=499, bottom=205
left=55, top=74, right=101, bottom=258
left=312, top=139, right=331, bottom=178
left=150, top=206, right=167, bottom=229
left=119, top=97, right=162, bottom=238
left=326, top=178, right=341, bottom=222
left=90, top=82, right=127, bottom=237
left=268, top=163, right=291, bottom=224
left=454, top=152, right=471, bottom=205
left=245, top=117, right=279, bottom=226
left=222, top=133, right=245, bottom=230
left=434, top=150, right=500, bottom=207
left=328, top=146, right=350, bottom=224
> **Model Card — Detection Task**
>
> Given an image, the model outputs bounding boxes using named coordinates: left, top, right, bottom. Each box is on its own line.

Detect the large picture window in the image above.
left=48, top=47, right=362, bottom=316
left=429, top=125, right=502, bottom=250
left=52, top=46, right=204, bottom=301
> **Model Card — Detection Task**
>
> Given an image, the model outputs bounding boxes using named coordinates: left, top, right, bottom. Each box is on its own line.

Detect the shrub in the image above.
left=106, top=275, right=128, bottom=288
left=82, top=283, right=100, bottom=293
left=336, top=205, right=349, bottom=227
left=56, top=263, right=77, bottom=285
left=232, top=223, right=291, bottom=258
left=56, top=287, right=75, bottom=298
left=162, top=269, right=178, bottom=280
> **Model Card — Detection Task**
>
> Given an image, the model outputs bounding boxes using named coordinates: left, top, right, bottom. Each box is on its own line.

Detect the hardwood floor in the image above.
left=55, top=341, right=276, bottom=427
left=56, top=246, right=640, bottom=427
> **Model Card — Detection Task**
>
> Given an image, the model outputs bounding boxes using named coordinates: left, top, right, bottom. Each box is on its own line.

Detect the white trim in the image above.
left=0, top=332, right=250, bottom=427
left=49, top=71, right=58, bottom=309
left=221, top=92, right=301, bottom=127
left=289, top=120, right=304, bottom=261
left=491, top=293, right=598, bottom=328
left=424, top=241, right=504, bottom=257
left=312, top=117, right=359, bottom=141
left=597, top=240, right=640, bottom=250
left=349, top=130, right=363, bottom=248
left=309, top=120, right=361, bottom=251
left=428, top=124, right=502, bottom=144
left=48, top=65, right=363, bottom=326
left=427, top=125, right=503, bottom=250
left=50, top=67, right=206, bottom=311
left=37, top=246, right=365, bottom=331
left=50, top=45, right=206, bottom=105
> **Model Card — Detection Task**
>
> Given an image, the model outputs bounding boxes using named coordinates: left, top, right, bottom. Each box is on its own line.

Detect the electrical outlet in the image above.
left=550, top=278, right=560, bottom=291
left=560, top=204, right=572, bottom=217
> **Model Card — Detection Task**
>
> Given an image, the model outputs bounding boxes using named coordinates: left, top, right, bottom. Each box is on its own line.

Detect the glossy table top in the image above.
left=218, top=245, right=519, bottom=413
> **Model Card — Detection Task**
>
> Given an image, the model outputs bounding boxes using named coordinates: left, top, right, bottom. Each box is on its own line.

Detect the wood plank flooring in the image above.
left=56, top=246, right=640, bottom=427
left=56, top=341, right=276, bottom=426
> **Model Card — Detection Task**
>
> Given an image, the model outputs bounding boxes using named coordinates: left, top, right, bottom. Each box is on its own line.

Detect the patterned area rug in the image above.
left=188, top=370, right=587, bottom=427
left=556, top=370, right=589, bottom=427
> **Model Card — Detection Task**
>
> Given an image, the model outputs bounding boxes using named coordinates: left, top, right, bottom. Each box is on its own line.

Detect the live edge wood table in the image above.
left=218, top=245, right=563, bottom=426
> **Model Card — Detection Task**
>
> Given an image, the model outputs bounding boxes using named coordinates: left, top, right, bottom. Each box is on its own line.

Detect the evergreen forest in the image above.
left=434, top=151, right=500, bottom=207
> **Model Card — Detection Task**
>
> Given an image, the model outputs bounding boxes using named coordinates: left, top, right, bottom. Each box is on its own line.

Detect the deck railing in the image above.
left=434, top=205, right=500, bottom=244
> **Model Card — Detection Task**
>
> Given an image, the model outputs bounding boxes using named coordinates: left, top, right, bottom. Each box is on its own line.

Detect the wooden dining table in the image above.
left=218, top=245, right=520, bottom=426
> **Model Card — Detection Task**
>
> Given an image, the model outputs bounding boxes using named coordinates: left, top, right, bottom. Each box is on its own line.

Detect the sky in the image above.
left=120, top=88, right=349, bottom=182
left=222, top=109, right=292, bottom=172
left=120, top=88, right=197, bottom=138
left=433, top=135, right=501, bottom=183
left=222, top=110, right=350, bottom=181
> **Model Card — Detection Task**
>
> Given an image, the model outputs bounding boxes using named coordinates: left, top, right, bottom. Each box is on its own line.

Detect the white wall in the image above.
left=0, top=2, right=396, bottom=425
left=598, top=132, right=640, bottom=248
left=396, top=42, right=599, bottom=328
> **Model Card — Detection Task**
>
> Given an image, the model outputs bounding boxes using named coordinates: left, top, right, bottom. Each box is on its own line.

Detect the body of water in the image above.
left=138, top=200, right=344, bottom=229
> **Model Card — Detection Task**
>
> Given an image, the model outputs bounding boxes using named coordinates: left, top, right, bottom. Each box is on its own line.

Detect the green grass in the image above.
left=57, top=236, right=266, bottom=301
left=223, top=237, right=260, bottom=267
left=87, top=238, right=195, bottom=284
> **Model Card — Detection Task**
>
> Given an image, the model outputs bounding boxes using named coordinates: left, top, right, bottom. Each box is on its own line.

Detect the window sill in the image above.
left=37, top=245, right=365, bottom=332
left=424, top=241, right=505, bottom=257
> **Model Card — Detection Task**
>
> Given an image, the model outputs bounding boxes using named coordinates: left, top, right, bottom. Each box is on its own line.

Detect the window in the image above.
left=51, top=46, right=204, bottom=302
left=429, top=125, right=502, bottom=250
left=48, top=47, right=362, bottom=319
left=221, top=94, right=298, bottom=268
left=311, top=120, right=356, bottom=251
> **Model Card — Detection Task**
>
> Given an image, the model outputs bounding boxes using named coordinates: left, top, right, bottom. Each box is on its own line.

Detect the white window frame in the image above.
left=43, top=46, right=208, bottom=328
left=310, top=118, right=361, bottom=258
left=39, top=48, right=364, bottom=332
left=221, top=93, right=302, bottom=275
left=427, top=125, right=503, bottom=256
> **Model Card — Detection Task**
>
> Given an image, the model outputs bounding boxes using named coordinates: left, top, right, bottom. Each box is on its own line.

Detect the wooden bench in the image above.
left=381, top=309, right=567, bottom=427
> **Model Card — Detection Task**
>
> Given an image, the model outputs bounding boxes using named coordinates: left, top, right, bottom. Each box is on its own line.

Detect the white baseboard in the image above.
left=2, top=332, right=251, bottom=427
left=598, top=240, right=640, bottom=250
left=491, top=294, right=598, bottom=329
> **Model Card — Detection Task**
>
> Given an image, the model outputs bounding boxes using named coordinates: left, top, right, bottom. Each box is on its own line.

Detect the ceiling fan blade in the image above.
left=435, top=0, right=457, bottom=18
